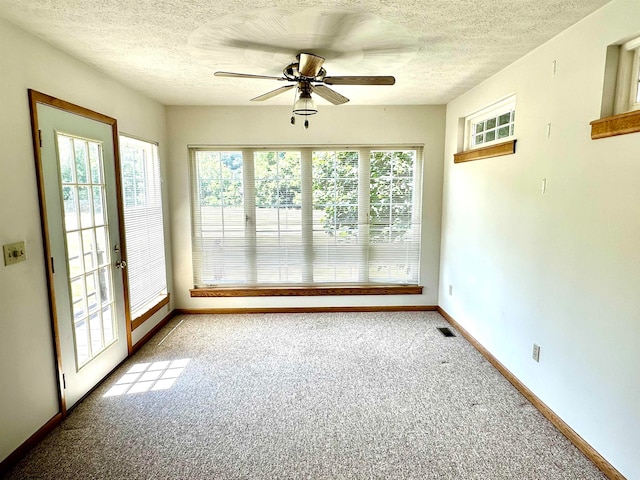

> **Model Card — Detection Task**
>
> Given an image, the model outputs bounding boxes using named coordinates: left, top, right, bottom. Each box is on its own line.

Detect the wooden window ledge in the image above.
left=190, top=285, right=423, bottom=297
left=131, top=294, right=170, bottom=331
left=590, top=109, right=640, bottom=139
left=454, top=139, right=517, bottom=164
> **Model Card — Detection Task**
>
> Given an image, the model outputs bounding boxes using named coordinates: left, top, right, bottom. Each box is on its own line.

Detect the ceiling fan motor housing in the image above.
left=284, top=63, right=326, bottom=82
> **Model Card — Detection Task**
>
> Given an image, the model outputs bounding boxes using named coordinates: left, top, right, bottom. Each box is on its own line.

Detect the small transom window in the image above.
left=464, top=95, right=516, bottom=150
left=614, top=35, right=640, bottom=114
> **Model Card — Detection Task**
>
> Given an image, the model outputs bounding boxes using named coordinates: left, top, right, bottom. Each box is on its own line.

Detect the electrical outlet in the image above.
left=532, top=343, right=541, bottom=362
left=3, top=241, right=27, bottom=266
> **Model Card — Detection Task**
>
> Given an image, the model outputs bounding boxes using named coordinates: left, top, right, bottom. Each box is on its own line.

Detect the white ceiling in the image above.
left=0, top=0, right=611, bottom=106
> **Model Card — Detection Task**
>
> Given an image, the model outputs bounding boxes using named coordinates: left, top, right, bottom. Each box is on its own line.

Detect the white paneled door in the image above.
left=35, top=96, right=128, bottom=410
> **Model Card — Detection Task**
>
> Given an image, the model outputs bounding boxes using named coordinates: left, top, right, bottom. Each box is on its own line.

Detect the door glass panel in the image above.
left=63, top=186, right=79, bottom=231
left=86, top=272, right=99, bottom=313
left=58, top=136, right=75, bottom=183
left=103, top=313, right=114, bottom=344
left=78, top=186, right=92, bottom=229
left=66, top=231, right=83, bottom=277
left=93, top=186, right=105, bottom=226
left=98, top=267, right=112, bottom=305
left=74, top=138, right=89, bottom=184
left=57, top=133, right=118, bottom=368
left=89, top=311, right=103, bottom=353
left=75, top=319, right=90, bottom=366
left=82, top=229, right=96, bottom=272
left=102, top=305, right=114, bottom=344
left=89, top=143, right=102, bottom=184
left=70, top=277, right=86, bottom=319
left=95, top=227, right=109, bottom=266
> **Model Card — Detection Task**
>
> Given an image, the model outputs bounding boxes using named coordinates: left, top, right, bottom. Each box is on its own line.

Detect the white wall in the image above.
left=167, top=105, right=445, bottom=310
left=439, top=0, right=640, bottom=477
left=0, top=18, right=171, bottom=463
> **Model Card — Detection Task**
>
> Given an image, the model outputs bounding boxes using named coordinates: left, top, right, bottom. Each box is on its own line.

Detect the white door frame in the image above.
left=28, top=89, right=132, bottom=413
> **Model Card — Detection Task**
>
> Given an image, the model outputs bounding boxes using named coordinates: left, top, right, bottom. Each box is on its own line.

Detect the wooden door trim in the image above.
left=27, top=90, right=132, bottom=416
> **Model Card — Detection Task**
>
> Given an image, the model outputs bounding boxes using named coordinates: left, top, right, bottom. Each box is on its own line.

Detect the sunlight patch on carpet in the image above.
left=103, top=359, right=190, bottom=397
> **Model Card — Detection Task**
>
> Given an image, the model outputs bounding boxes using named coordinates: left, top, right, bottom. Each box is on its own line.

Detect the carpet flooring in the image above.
left=3, top=311, right=606, bottom=479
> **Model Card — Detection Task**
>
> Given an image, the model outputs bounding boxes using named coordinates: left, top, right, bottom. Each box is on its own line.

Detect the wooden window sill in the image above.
left=590, top=109, right=640, bottom=139
left=190, top=285, right=423, bottom=297
left=454, top=139, right=517, bottom=163
left=131, top=294, right=170, bottom=331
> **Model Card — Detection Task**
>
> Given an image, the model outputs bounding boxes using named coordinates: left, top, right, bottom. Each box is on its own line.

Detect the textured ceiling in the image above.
left=0, top=0, right=611, bottom=106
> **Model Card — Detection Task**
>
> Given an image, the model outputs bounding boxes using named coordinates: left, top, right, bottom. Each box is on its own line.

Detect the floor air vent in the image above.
left=437, top=327, right=456, bottom=337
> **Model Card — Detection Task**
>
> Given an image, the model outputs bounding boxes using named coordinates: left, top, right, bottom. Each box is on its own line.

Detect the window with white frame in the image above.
left=190, top=146, right=422, bottom=287
left=614, top=35, right=640, bottom=114
left=465, top=96, right=516, bottom=150
left=120, top=136, right=168, bottom=321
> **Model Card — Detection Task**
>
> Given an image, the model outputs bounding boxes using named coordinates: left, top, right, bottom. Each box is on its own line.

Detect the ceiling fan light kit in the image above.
left=292, top=85, right=318, bottom=116
left=214, top=52, right=395, bottom=128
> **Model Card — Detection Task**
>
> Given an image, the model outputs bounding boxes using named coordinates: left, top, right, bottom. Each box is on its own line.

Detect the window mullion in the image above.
left=243, top=149, right=257, bottom=284
left=191, top=150, right=204, bottom=286
left=630, top=48, right=640, bottom=110
left=358, top=148, right=371, bottom=283
left=412, top=148, right=423, bottom=280
left=301, top=148, right=313, bottom=283
left=614, top=48, right=634, bottom=114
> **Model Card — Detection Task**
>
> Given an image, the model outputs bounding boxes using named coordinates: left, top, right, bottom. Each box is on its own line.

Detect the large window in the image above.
left=120, top=136, right=168, bottom=323
left=190, top=146, right=422, bottom=287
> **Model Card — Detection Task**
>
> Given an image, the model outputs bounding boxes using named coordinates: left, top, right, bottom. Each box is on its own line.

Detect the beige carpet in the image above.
left=3, top=311, right=606, bottom=479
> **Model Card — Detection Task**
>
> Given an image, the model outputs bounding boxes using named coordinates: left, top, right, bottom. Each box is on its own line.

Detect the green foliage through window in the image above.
left=191, top=146, right=422, bottom=286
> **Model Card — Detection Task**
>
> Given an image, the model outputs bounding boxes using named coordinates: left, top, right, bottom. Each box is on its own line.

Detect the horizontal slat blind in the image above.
left=312, top=150, right=363, bottom=282
left=368, top=149, right=421, bottom=283
left=120, top=136, right=167, bottom=319
left=254, top=151, right=303, bottom=284
left=190, top=146, right=422, bottom=287
left=191, top=150, right=245, bottom=286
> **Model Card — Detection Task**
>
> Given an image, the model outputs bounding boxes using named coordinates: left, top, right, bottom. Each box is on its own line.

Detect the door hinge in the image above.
left=38, top=129, right=43, bottom=148
left=62, top=373, right=66, bottom=389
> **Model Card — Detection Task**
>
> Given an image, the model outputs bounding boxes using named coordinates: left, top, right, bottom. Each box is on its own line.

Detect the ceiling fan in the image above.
left=214, top=52, right=395, bottom=128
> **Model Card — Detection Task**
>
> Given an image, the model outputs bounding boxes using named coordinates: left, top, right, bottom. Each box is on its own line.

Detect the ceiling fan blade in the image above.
left=360, top=46, right=419, bottom=57
left=312, top=85, right=349, bottom=105
left=324, top=12, right=373, bottom=50
left=298, top=53, right=325, bottom=78
left=323, top=76, right=396, bottom=86
left=251, top=85, right=295, bottom=101
left=221, top=39, right=294, bottom=57
left=215, top=71, right=287, bottom=81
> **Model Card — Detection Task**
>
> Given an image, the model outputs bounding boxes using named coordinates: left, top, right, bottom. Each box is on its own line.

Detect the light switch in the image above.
left=3, top=241, right=26, bottom=266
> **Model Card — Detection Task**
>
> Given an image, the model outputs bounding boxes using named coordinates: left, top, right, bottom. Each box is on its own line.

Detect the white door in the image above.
left=36, top=100, right=128, bottom=409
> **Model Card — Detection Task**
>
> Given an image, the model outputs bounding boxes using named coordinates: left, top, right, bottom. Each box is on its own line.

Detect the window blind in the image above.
left=190, top=146, right=422, bottom=287
left=312, top=149, right=363, bottom=282
left=120, top=136, right=167, bottom=319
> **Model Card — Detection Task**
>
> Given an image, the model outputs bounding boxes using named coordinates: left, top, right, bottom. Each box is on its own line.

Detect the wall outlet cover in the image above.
left=532, top=343, right=541, bottom=362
